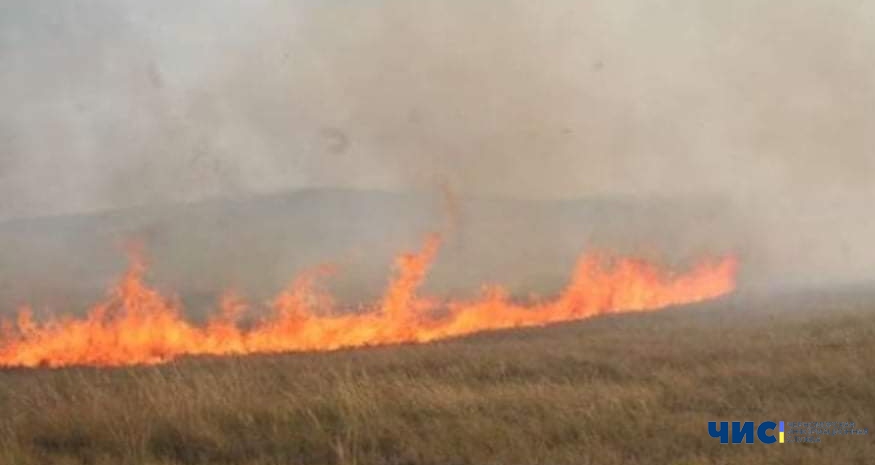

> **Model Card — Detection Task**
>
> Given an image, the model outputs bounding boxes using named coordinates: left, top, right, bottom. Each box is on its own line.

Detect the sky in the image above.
left=0, top=0, right=873, bottom=222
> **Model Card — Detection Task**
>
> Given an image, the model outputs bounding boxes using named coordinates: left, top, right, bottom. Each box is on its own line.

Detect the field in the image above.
left=1, top=288, right=873, bottom=465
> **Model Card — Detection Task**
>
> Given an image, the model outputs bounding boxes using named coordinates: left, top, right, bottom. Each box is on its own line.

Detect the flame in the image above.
left=0, top=235, right=737, bottom=368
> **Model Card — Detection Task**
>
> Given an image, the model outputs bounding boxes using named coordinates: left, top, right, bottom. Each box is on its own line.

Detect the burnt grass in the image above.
left=1, top=288, right=873, bottom=465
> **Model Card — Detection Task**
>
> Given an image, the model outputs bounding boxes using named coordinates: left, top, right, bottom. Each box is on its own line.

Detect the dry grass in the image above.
left=1, top=289, right=873, bottom=465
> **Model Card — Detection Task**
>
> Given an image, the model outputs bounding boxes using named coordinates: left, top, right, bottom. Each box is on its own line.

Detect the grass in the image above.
left=0, top=288, right=873, bottom=464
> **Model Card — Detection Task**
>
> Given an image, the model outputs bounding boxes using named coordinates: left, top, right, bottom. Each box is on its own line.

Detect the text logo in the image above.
left=708, top=421, right=784, bottom=444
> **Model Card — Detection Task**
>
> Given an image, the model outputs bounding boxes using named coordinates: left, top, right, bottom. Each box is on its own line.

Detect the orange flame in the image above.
left=0, top=235, right=737, bottom=368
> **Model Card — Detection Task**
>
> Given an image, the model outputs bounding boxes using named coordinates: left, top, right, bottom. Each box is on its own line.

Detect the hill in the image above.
left=0, top=189, right=739, bottom=318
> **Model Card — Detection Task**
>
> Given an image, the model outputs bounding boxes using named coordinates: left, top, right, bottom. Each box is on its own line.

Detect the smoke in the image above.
left=1, top=0, right=874, bottom=289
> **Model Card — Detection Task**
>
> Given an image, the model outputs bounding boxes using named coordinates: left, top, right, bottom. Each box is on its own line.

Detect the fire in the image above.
left=0, top=235, right=737, bottom=368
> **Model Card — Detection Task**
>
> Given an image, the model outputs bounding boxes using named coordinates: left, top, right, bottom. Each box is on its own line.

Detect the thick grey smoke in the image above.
left=1, top=0, right=874, bottom=292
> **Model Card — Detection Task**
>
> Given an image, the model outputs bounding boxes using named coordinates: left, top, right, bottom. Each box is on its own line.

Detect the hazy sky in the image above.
left=1, top=0, right=873, bottom=221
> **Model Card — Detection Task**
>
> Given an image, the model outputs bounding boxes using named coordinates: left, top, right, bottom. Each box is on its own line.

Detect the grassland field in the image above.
left=1, top=287, right=873, bottom=465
